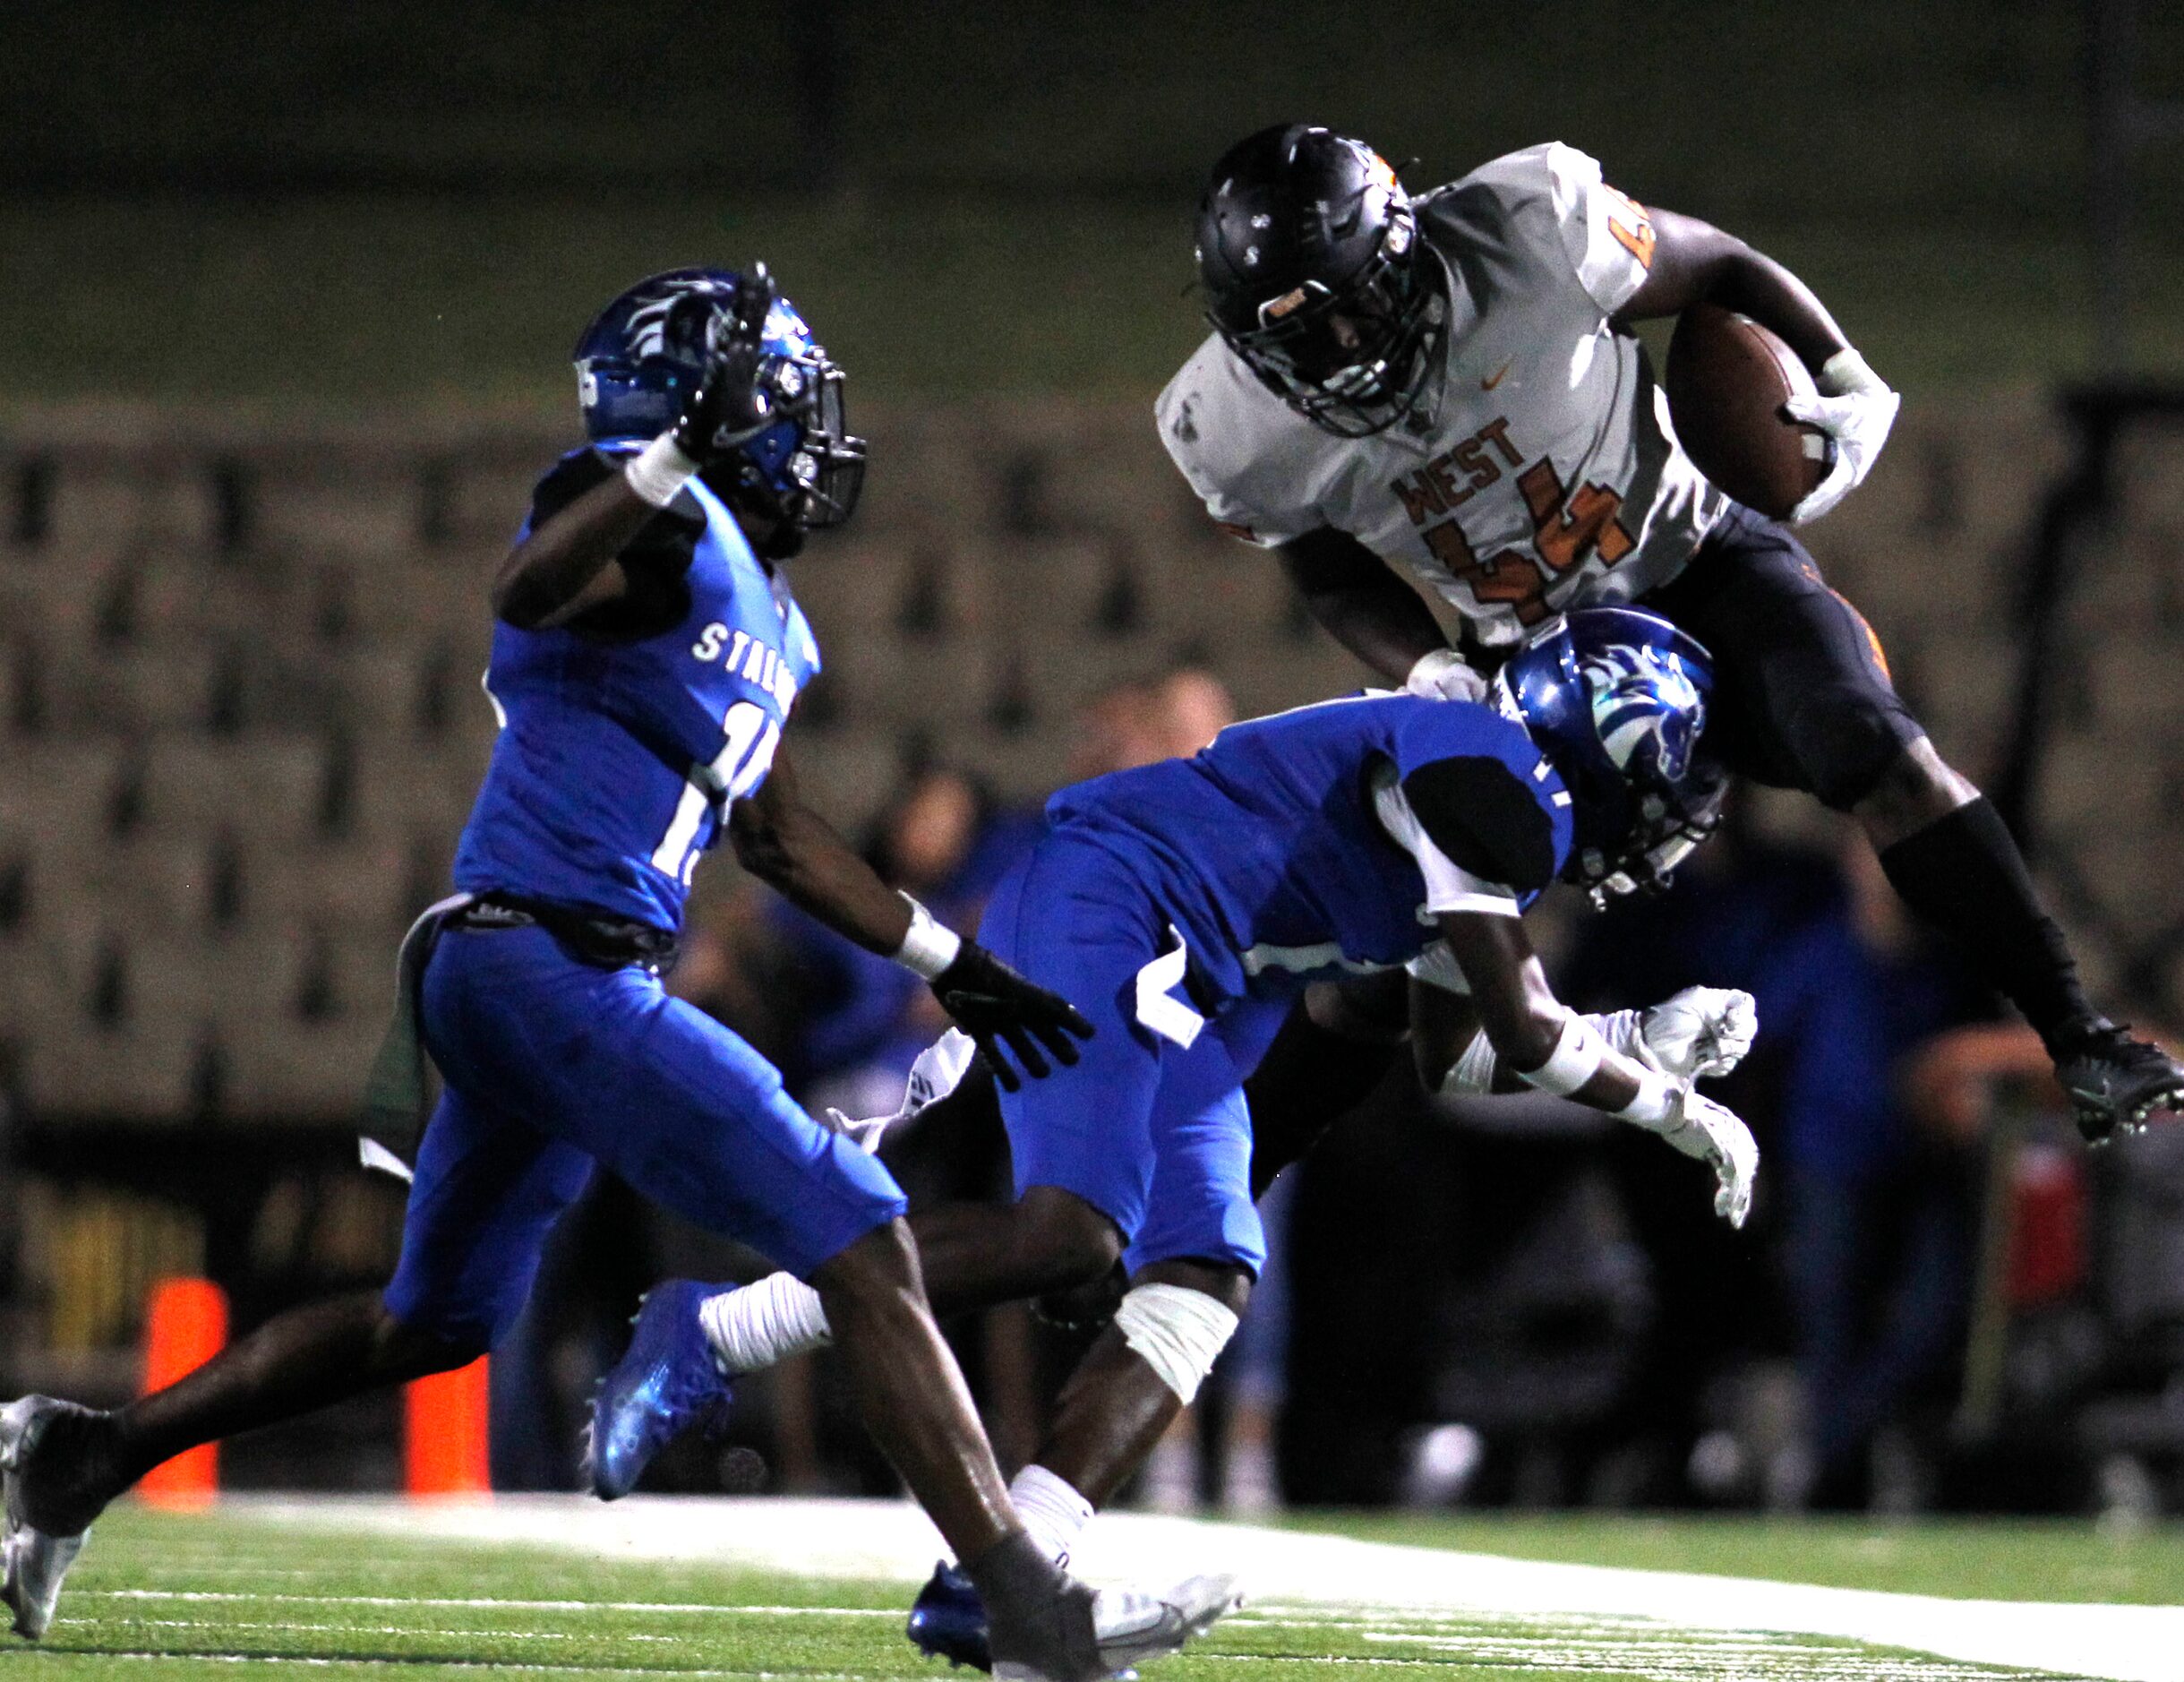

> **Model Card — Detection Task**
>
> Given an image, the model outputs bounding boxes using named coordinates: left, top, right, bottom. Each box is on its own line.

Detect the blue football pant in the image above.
left=383, top=922, right=906, bottom=1346
left=979, top=827, right=1282, bottom=1278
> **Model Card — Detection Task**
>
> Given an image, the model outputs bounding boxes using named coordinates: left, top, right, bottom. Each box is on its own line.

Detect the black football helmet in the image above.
left=1195, top=124, right=1446, bottom=437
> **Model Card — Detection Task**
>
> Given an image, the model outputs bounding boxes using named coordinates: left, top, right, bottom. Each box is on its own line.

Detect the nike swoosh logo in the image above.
left=1482, top=358, right=1515, bottom=390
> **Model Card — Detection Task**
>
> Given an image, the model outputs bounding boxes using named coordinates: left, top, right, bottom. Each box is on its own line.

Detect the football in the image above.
left=1663, top=302, right=1830, bottom=520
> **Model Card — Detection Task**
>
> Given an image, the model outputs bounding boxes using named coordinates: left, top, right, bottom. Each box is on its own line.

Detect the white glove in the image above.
left=1785, top=348, right=1899, bottom=525
left=1405, top=648, right=1489, bottom=704
left=1638, top=1088, right=1759, bottom=1228
left=1436, top=987, right=1757, bottom=1098
left=819, top=1028, right=980, bottom=1154
left=1637, top=987, right=1758, bottom=1081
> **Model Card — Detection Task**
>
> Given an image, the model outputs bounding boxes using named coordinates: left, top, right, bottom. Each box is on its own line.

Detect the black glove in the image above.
left=929, top=941, right=1095, bottom=1093
left=670, top=266, right=777, bottom=464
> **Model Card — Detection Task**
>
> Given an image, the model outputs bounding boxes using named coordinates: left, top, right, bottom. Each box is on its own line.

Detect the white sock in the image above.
left=1008, top=1463, right=1093, bottom=1567
left=700, top=1273, right=832, bottom=1374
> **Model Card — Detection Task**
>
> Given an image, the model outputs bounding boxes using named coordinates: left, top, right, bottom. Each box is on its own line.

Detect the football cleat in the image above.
left=586, top=1281, right=734, bottom=1501
left=907, top=1559, right=992, bottom=1670
left=2, top=1397, right=95, bottom=1641
left=2053, top=1021, right=2184, bottom=1145
left=1021, top=1575, right=1238, bottom=1682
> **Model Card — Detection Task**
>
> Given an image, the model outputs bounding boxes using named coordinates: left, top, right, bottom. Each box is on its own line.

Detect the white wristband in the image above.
left=894, top=894, right=964, bottom=981
left=1817, top=347, right=1885, bottom=398
left=1516, top=1012, right=1605, bottom=1097
left=623, top=433, right=700, bottom=509
left=1614, top=1070, right=1679, bottom=1128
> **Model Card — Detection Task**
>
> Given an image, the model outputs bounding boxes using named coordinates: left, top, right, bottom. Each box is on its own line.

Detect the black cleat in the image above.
left=2052, top=1021, right=2184, bottom=1144
left=2, top=1397, right=105, bottom=1640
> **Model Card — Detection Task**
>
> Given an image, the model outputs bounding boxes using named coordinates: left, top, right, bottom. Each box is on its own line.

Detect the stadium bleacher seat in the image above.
left=7, top=393, right=2166, bottom=1122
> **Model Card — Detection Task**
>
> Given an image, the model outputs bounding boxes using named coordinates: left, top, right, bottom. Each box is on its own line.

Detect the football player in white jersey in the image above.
left=1158, top=124, right=2180, bottom=1143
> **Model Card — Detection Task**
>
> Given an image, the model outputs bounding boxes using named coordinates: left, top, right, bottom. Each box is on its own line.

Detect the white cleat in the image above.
left=995, top=1574, right=1243, bottom=1682
left=2, top=1397, right=90, bottom=1641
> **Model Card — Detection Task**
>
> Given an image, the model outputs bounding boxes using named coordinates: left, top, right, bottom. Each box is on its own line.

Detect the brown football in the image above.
left=1663, top=302, right=1829, bottom=520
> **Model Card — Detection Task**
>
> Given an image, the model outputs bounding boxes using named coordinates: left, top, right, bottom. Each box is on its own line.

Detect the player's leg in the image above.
left=1020, top=1001, right=1271, bottom=1517
left=1646, top=507, right=2182, bottom=1138
left=910, top=1015, right=1267, bottom=1669
left=539, top=934, right=1224, bottom=1677
left=2, top=1081, right=588, bottom=1639
left=698, top=829, right=1173, bottom=1352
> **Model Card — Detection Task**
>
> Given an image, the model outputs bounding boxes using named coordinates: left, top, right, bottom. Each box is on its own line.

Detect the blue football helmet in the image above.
left=1495, top=606, right=1726, bottom=904
left=573, top=266, right=866, bottom=538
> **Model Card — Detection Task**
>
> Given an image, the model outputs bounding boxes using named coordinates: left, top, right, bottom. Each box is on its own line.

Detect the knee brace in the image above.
left=1112, top=1283, right=1239, bottom=1404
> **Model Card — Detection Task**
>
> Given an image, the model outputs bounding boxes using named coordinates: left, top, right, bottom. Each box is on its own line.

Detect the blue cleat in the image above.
left=906, top=1560, right=991, bottom=1670
left=587, top=1280, right=735, bottom=1501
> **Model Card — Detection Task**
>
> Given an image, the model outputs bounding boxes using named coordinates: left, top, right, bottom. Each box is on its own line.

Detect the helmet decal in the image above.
left=1497, top=607, right=1723, bottom=904
left=1580, top=644, right=1705, bottom=777
left=571, top=267, right=867, bottom=544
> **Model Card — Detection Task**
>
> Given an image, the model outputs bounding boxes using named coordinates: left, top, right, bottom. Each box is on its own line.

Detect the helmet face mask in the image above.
left=1576, top=757, right=1727, bottom=908
left=573, top=267, right=866, bottom=545
left=1197, top=125, right=1446, bottom=438
left=1494, top=609, right=1726, bottom=907
left=1218, top=214, right=1445, bottom=437
left=729, top=352, right=866, bottom=536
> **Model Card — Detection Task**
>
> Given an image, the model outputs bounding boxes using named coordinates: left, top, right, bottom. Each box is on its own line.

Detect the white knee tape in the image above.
left=1112, top=1283, right=1239, bottom=1405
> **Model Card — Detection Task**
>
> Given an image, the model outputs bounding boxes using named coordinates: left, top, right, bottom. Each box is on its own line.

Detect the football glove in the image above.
left=669, top=266, right=779, bottom=464
left=1636, top=1088, right=1759, bottom=1228
left=1786, top=348, right=1899, bottom=525
left=1405, top=648, right=1490, bottom=705
left=1635, top=986, right=1758, bottom=1081
left=1440, top=988, right=1757, bottom=1099
left=929, top=943, right=1095, bottom=1093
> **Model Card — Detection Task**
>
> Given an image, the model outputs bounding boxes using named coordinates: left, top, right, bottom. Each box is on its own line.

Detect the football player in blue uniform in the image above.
left=0, top=267, right=1240, bottom=1680
left=587, top=607, right=1759, bottom=1663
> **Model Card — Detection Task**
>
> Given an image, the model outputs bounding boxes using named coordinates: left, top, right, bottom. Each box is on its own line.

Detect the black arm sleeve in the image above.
left=1400, top=756, right=1558, bottom=895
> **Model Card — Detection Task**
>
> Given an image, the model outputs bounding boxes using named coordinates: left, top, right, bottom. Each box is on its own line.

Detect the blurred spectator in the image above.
left=1067, top=666, right=1235, bottom=781
left=1554, top=802, right=1835, bottom=1498
left=1750, top=827, right=1991, bottom=1508
left=767, top=763, right=1035, bottom=1118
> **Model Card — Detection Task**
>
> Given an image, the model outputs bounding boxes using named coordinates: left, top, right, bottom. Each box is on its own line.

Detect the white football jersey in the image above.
left=1158, top=142, right=1727, bottom=648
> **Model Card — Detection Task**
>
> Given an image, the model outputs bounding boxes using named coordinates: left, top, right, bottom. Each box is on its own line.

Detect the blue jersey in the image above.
left=1046, top=692, right=1572, bottom=1004
left=452, top=447, right=822, bottom=931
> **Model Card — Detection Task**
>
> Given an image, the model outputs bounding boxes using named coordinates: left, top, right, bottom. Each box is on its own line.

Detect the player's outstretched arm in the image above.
left=1611, top=207, right=1897, bottom=524
left=1435, top=910, right=1757, bottom=1227
left=1412, top=972, right=1757, bottom=1095
left=729, top=751, right=1093, bottom=1089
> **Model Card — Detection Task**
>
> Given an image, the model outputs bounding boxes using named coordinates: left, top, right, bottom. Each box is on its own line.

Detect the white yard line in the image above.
left=223, top=1495, right=2184, bottom=1682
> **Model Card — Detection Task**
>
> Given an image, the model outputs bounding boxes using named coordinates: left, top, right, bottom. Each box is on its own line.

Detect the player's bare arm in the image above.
left=1435, top=910, right=1648, bottom=1112
left=728, top=744, right=916, bottom=953
left=731, top=747, right=1094, bottom=1090
left=1611, top=209, right=1848, bottom=371
left=490, top=472, right=649, bottom=628
left=1276, top=527, right=1446, bottom=684
left=1435, top=909, right=1757, bottom=1228
left=495, top=266, right=781, bottom=631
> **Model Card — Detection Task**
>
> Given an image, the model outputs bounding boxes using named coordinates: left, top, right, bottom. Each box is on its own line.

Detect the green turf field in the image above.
left=1284, top=1511, right=2184, bottom=1607
left=3, top=1503, right=2161, bottom=1682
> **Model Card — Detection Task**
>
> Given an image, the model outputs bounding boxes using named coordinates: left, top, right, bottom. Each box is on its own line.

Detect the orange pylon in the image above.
left=138, top=1277, right=228, bottom=1509
left=404, top=1357, right=491, bottom=1497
